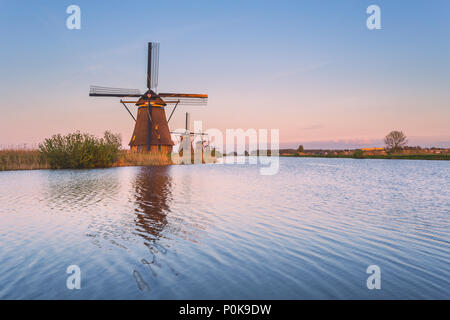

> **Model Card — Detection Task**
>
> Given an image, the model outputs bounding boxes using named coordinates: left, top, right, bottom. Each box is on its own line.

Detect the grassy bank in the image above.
left=2, top=149, right=447, bottom=172
left=114, top=151, right=172, bottom=167
left=0, top=132, right=224, bottom=171
left=0, top=150, right=49, bottom=171
left=0, top=149, right=173, bottom=171
left=281, top=153, right=450, bottom=160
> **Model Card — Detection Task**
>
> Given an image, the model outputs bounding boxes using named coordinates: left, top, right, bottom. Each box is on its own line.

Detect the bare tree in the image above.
left=384, top=131, right=408, bottom=152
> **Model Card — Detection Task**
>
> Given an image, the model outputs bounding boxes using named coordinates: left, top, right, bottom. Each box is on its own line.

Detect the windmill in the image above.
left=174, top=112, right=210, bottom=164
left=89, top=42, right=208, bottom=154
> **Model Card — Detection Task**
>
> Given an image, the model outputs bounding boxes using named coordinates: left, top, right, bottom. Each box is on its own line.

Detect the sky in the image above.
left=0, top=0, right=449, bottom=149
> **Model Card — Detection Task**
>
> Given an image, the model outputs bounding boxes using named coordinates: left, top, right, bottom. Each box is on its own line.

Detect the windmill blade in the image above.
left=89, top=86, right=142, bottom=97
left=118, top=98, right=207, bottom=106
left=163, top=98, right=208, bottom=106
left=147, top=42, right=160, bottom=90
left=159, top=93, right=208, bottom=106
left=159, top=93, right=207, bottom=99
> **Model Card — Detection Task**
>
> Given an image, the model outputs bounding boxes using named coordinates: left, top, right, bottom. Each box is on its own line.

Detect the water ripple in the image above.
left=0, top=158, right=449, bottom=299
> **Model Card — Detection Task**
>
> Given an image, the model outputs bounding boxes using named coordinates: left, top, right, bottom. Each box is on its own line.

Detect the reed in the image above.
left=0, top=149, right=49, bottom=171
left=115, top=151, right=173, bottom=166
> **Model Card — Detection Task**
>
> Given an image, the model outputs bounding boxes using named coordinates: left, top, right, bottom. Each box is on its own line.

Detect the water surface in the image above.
left=0, top=158, right=449, bottom=299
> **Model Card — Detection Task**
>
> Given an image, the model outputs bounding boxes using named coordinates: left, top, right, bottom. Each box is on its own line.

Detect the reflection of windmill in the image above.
left=133, top=166, right=172, bottom=242
left=89, top=42, right=208, bottom=154
left=172, top=112, right=209, bottom=164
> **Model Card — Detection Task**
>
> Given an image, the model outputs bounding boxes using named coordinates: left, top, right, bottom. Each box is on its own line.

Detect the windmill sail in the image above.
left=159, top=93, right=207, bottom=98
left=159, top=93, right=208, bottom=106
left=163, top=98, right=208, bottom=106
left=89, top=86, right=142, bottom=97
left=147, top=42, right=160, bottom=90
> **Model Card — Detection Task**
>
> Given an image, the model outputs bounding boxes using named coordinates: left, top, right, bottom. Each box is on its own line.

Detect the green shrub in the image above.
left=39, top=131, right=121, bottom=169
left=352, top=149, right=364, bottom=158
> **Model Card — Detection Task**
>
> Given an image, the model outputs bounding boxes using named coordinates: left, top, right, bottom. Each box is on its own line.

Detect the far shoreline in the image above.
left=278, top=154, right=450, bottom=161
left=1, top=148, right=449, bottom=173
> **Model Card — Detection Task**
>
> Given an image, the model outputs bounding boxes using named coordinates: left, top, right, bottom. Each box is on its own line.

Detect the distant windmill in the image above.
left=175, top=112, right=209, bottom=164
left=89, top=42, right=208, bottom=154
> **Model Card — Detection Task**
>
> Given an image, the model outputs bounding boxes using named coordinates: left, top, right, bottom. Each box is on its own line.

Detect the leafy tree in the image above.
left=297, top=145, right=304, bottom=153
left=384, top=131, right=408, bottom=152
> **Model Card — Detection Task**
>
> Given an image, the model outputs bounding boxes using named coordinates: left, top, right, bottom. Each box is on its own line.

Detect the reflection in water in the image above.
left=1, top=158, right=448, bottom=299
left=132, top=166, right=180, bottom=290
left=43, top=169, right=121, bottom=215
left=133, top=166, right=173, bottom=243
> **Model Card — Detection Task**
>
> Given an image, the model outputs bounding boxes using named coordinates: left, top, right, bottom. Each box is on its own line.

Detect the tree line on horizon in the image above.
left=295, top=130, right=411, bottom=153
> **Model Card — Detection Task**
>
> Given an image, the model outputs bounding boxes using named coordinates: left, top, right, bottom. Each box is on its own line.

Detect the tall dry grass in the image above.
left=0, top=149, right=218, bottom=171
left=0, top=149, right=172, bottom=171
left=0, top=149, right=49, bottom=171
left=114, top=151, right=173, bottom=167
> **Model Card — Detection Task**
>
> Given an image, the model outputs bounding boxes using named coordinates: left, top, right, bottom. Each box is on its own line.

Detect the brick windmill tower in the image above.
left=89, top=42, right=207, bottom=154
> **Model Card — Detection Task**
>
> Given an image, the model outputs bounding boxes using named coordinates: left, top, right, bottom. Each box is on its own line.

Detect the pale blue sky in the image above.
left=0, top=0, right=449, bottom=148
